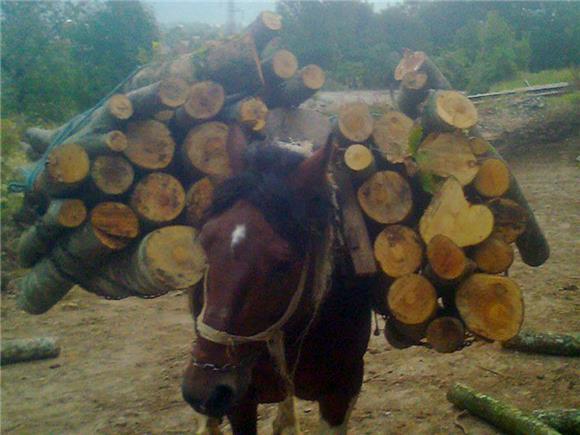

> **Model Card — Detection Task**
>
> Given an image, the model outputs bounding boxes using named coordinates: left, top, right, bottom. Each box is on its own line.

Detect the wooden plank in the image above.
left=334, top=166, right=377, bottom=276
left=468, top=82, right=569, bottom=100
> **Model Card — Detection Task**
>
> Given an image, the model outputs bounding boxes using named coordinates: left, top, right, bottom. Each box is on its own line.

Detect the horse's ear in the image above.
left=226, top=123, right=247, bottom=176
left=288, top=140, right=335, bottom=193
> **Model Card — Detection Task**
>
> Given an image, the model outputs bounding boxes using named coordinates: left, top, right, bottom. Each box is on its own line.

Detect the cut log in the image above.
left=175, top=81, right=225, bottom=128
left=469, top=137, right=492, bottom=156
left=83, top=226, right=207, bottom=298
left=268, top=65, right=325, bottom=108
left=502, top=331, right=580, bottom=357
left=387, top=274, right=437, bottom=326
left=456, top=273, right=523, bottom=341
left=426, top=234, right=467, bottom=281
left=182, top=121, right=231, bottom=178
left=532, top=409, right=580, bottom=433
left=422, top=90, right=478, bottom=132
left=261, top=49, right=298, bottom=84
left=90, top=202, right=140, bottom=239
left=426, top=316, right=465, bottom=353
left=127, top=78, right=190, bottom=119
left=394, top=49, right=452, bottom=91
left=89, top=155, right=135, bottom=197
left=24, top=127, right=55, bottom=154
left=334, top=167, right=377, bottom=277
left=154, top=110, right=175, bottom=123
left=185, top=177, right=215, bottom=228
left=397, top=71, right=429, bottom=119
left=474, top=159, right=511, bottom=198
left=372, top=111, right=414, bottom=163
left=124, top=34, right=264, bottom=94
left=416, top=132, right=479, bottom=186
left=447, top=383, right=560, bottom=435
left=335, top=102, right=374, bottom=144
left=472, top=236, right=514, bottom=274
left=1, top=337, right=60, bottom=365
left=264, top=108, right=332, bottom=150
left=358, top=171, right=413, bottom=225
left=16, top=257, right=74, bottom=314
left=72, top=131, right=128, bottom=156
left=487, top=198, right=528, bottom=243
left=384, top=319, right=415, bottom=349
left=17, top=199, right=87, bottom=268
left=203, top=33, right=264, bottom=94
left=245, top=11, right=282, bottom=53
left=221, top=96, right=268, bottom=132
left=374, top=225, right=423, bottom=278
left=419, top=178, right=494, bottom=247
left=123, top=120, right=176, bottom=170
left=130, top=173, right=186, bottom=226
left=344, top=144, right=376, bottom=182
left=35, top=143, right=90, bottom=196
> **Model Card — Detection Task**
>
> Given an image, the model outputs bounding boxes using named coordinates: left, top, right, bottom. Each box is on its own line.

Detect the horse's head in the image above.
left=182, top=125, right=333, bottom=417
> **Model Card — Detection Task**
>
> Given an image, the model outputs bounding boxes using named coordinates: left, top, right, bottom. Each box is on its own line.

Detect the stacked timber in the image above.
left=333, top=49, right=549, bottom=353
left=16, top=11, right=327, bottom=314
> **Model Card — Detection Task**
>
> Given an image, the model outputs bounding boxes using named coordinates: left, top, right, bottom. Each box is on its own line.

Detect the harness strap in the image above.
left=195, top=253, right=310, bottom=345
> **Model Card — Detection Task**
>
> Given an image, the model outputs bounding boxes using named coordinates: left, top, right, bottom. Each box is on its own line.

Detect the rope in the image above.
left=8, top=64, right=145, bottom=194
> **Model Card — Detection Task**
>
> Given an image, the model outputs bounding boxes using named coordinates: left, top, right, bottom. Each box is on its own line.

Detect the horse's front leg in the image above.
left=318, top=392, right=359, bottom=435
left=227, top=399, right=258, bottom=435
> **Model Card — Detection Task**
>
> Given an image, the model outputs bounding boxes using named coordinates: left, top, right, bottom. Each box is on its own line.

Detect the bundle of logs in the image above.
left=15, top=12, right=550, bottom=359
left=333, top=49, right=549, bottom=353
left=15, top=11, right=328, bottom=314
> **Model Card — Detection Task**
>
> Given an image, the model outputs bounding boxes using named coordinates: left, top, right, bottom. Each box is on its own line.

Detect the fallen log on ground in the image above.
left=447, top=383, right=560, bottom=435
left=531, top=409, right=580, bottom=434
left=1, top=337, right=61, bottom=365
left=502, top=331, right=580, bottom=357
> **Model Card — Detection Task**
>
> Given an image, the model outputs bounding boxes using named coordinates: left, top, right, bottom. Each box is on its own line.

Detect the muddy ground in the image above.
left=2, top=129, right=579, bottom=433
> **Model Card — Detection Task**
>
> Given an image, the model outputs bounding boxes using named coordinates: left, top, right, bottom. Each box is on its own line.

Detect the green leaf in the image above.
left=408, top=124, right=424, bottom=156
left=419, top=171, right=445, bottom=194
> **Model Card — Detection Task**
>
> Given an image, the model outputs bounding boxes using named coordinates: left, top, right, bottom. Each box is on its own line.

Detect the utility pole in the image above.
left=225, top=0, right=237, bottom=36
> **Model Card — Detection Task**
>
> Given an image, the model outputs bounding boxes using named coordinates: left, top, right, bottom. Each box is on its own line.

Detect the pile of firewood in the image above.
left=332, top=49, right=549, bottom=353
left=16, top=11, right=328, bottom=314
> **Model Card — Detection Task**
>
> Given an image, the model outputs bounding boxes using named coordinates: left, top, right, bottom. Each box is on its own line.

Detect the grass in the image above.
left=489, top=68, right=578, bottom=92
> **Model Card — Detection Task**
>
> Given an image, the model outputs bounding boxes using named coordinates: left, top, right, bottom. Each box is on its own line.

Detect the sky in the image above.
left=147, top=1, right=395, bottom=26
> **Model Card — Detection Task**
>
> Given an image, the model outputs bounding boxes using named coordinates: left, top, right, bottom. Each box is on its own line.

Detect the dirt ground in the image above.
left=2, top=132, right=579, bottom=433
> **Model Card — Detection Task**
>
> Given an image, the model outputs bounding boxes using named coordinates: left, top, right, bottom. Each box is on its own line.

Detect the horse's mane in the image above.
left=209, top=141, right=331, bottom=254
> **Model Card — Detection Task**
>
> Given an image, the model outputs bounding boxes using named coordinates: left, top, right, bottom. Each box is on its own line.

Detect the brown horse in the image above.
left=182, top=125, right=372, bottom=434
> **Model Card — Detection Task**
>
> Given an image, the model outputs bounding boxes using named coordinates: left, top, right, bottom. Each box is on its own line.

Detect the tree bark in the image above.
left=358, top=171, right=413, bottom=225
left=18, top=199, right=87, bottom=268
left=245, top=11, right=282, bottom=53
left=374, top=225, right=423, bottom=278
left=83, top=226, right=207, bottom=298
left=447, top=383, right=560, bottom=435
left=531, top=409, right=580, bottom=434
left=71, top=131, right=128, bottom=157
left=456, top=273, right=523, bottom=341
left=123, top=120, right=176, bottom=170
left=397, top=71, right=429, bottom=119
left=395, top=49, right=452, bottom=91
left=130, top=173, right=186, bottom=226
left=1, top=337, right=60, bottom=365
left=487, top=198, right=528, bottom=243
left=502, top=331, right=580, bottom=357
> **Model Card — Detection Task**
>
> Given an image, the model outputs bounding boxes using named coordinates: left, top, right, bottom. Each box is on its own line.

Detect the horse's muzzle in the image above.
left=182, top=382, right=235, bottom=418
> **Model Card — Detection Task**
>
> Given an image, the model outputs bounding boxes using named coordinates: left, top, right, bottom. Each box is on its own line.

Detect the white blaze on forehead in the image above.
left=231, top=224, right=247, bottom=253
